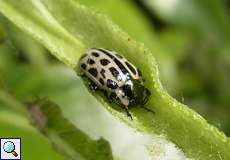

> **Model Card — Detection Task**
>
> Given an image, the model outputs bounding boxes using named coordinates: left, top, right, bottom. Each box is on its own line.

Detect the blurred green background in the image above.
left=0, top=0, right=230, bottom=159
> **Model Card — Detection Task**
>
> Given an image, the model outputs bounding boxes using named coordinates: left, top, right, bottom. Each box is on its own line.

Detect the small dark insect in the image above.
left=79, top=48, right=153, bottom=119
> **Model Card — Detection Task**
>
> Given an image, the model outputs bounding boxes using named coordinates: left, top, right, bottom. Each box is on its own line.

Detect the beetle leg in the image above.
left=103, top=91, right=108, bottom=98
left=79, top=71, right=86, bottom=77
left=104, top=91, right=112, bottom=103
left=124, top=106, right=133, bottom=120
left=108, top=92, right=117, bottom=103
left=141, top=105, right=155, bottom=114
left=88, top=79, right=98, bottom=91
left=79, top=71, right=84, bottom=76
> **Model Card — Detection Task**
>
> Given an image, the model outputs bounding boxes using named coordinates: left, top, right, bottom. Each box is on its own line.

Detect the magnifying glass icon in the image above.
left=3, top=141, right=18, bottom=157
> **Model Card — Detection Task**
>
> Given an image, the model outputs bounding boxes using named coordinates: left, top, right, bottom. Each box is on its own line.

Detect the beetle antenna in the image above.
left=125, top=107, right=133, bottom=120
left=141, top=106, right=155, bottom=114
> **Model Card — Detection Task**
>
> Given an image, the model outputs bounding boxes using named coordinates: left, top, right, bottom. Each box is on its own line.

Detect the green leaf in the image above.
left=0, top=0, right=85, bottom=67
left=0, top=0, right=230, bottom=159
left=0, top=89, right=28, bottom=117
left=0, top=22, right=6, bottom=43
left=0, top=111, right=64, bottom=160
left=27, top=99, right=113, bottom=160
left=76, top=0, right=160, bottom=54
left=0, top=16, right=48, bottom=67
left=0, top=91, right=64, bottom=160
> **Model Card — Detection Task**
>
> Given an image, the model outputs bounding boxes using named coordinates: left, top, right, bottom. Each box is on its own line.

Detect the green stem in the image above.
left=0, top=89, right=28, bottom=118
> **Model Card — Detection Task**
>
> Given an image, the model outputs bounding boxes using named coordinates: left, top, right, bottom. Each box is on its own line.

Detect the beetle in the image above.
left=78, top=48, right=153, bottom=119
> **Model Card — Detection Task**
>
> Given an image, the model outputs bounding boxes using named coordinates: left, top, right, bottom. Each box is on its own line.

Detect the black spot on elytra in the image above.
left=87, top=58, right=95, bottom=65
left=100, top=59, right=110, bottom=66
left=97, top=49, right=113, bottom=58
left=97, top=48, right=129, bottom=75
left=115, top=60, right=129, bottom=75
left=92, top=52, right=99, bottom=57
left=107, top=79, right=118, bottom=89
left=125, top=62, right=136, bottom=75
left=100, top=69, right=106, bottom=78
left=109, top=67, right=119, bottom=79
left=81, top=63, right=86, bottom=70
left=99, top=78, right=105, bottom=85
left=88, top=68, right=98, bottom=77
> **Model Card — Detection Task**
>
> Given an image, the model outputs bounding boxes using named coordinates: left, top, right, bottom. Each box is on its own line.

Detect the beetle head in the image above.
left=123, top=80, right=151, bottom=106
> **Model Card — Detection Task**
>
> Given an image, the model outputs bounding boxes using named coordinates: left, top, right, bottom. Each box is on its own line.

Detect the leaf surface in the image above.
left=0, top=0, right=229, bottom=159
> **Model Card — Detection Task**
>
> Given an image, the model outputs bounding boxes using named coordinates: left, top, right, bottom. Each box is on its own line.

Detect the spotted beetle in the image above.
left=79, top=48, right=152, bottom=119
